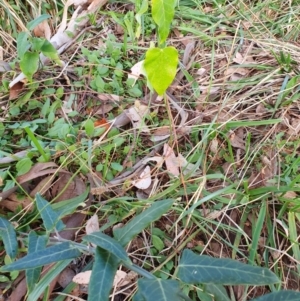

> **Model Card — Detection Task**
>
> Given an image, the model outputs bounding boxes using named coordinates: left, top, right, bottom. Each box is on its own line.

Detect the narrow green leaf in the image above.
left=17, top=31, right=30, bottom=59
left=36, top=193, right=65, bottom=232
left=52, top=188, right=89, bottom=218
left=144, top=47, right=178, bottom=95
left=135, top=0, right=148, bottom=38
left=20, top=51, right=39, bottom=81
left=1, top=242, right=80, bottom=272
left=27, top=14, right=51, bottom=31
left=251, top=291, right=300, bottom=301
left=203, top=283, right=231, bottom=301
left=26, top=232, right=48, bottom=293
left=113, top=199, right=174, bottom=247
left=138, top=279, right=181, bottom=301
left=88, top=248, right=119, bottom=301
left=83, top=232, right=131, bottom=264
left=27, top=259, right=71, bottom=301
left=151, top=0, right=176, bottom=44
left=177, top=250, right=279, bottom=285
left=0, top=217, right=18, bottom=259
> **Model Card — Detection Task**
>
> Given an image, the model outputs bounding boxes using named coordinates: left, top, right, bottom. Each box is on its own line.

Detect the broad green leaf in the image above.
left=83, top=232, right=131, bottom=264
left=133, top=289, right=146, bottom=301
left=88, top=248, right=119, bottom=301
left=52, top=188, right=89, bottom=218
left=151, top=0, right=176, bottom=44
left=0, top=217, right=18, bottom=259
left=27, top=14, right=51, bottom=31
left=177, top=250, right=279, bottom=285
left=203, top=283, right=231, bottom=301
left=85, top=119, right=95, bottom=137
left=144, top=47, right=178, bottom=95
left=16, top=157, right=33, bottom=176
left=31, top=37, right=46, bottom=52
left=26, top=232, right=48, bottom=293
left=138, top=279, right=181, bottom=301
left=1, top=242, right=80, bottom=272
left=113, top=199, right=174, bottom=247
left=251, top=291, right=300, bottom=301
left=40, top=40, right=60, bottom=63
left=20, top=51, right=39, bottom=81
left=17, top=31, right=30, bottom=59
left=36, top=193, right=65, bottom=232
left=27, top=259, right=71, bottom=301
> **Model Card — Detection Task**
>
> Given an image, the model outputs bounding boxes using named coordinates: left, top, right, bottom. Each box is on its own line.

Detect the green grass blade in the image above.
left=113, top=199, right=174, bottom=246
left=24, top=127, right=48, bottom=161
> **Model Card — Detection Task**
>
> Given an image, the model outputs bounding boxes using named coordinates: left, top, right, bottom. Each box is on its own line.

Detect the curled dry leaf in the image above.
left=33, top=20, right=51, bottom=39
left=176, top=154, right=199, bottom=175
left=86, top=214, right=99, bottom=247
left=128, top=60, right=145, bottom=86
left=126, top=100, right=150, bottom=133
left=73, top=270, right=131, bottom=287
left=9, top=81, right=25, bottom=100
left=132, top=165, right=152, bottom=189
left=151, top=126, right=171, bottom=142
left=163, top=144, right=179, bottom=177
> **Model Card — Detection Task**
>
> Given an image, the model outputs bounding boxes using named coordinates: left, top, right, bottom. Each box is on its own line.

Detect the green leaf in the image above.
left=177, top=250, right=280, bottom=285
left=17, top=31, right=30, bottom=59
left=36, top=193, right=65, bottom=232
left=151, top=0, right=176, bottom=44
left=113, top=199, right=174, bottom=247
left=135, top=0, right=148, bottom=38
left=26, top=232, right=48, bottom=293
left=137, top=279, right=181, bottom=301
left=251, top=291, right=300, bottom=301
left=85, top=119, right=95, bottom=137
left=88, top=248, right=119, bottom=301
left=144, top=47, right=178, bottom=95
left=0, top=217, right=18, bottom=260
left=1, top=242, right=80, bottom=272
left=83, top=232, right=131, bottom=264
left=20, top=51, right=39, bottom=81
left=52, top=188, right=89, bottom=218
left=27, top=259, right=71, bottom=301
left=16, top=157, right=33, bottom=176
left=203, top=283, right=231, bottom=301
left=152, top=235, right=164, bottom=252
left=27, top=14, right=51, bottom=31
left=40, top=40, right=60, bottom=63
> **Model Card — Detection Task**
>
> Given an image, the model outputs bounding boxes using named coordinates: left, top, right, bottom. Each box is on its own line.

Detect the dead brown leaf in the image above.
left=33, top=20, right=51, bottom=39
left=163, top=144, right=179, bottom=177
left=9, top=81, right=25, bottom=100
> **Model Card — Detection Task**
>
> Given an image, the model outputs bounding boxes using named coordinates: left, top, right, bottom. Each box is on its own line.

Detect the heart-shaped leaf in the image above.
left=144, top=47, right=178, bottom=95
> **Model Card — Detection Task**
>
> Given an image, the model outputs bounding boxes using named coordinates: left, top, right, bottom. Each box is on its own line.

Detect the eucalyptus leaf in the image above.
left=138, top=279, right=182, bottom=301
left=251, top=291, right=300, bottom=301
left=83, top=232, right=131, bottom=264
left=26, top=232, right=48, bottom=293
left=1, top=242, right=80, bottom=272
left=178, top=250, right=279, bottom=285
left=203, top=283, right=231, bottom=301
left=0, top=217, right=18, bottom=259
left=27, top=259, right=71, bottom=301
left=88, top=248, right=119, bottom=301
left=36, top=193, right=65, bottom=232
left=113, top=199, right=174, bottom=246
